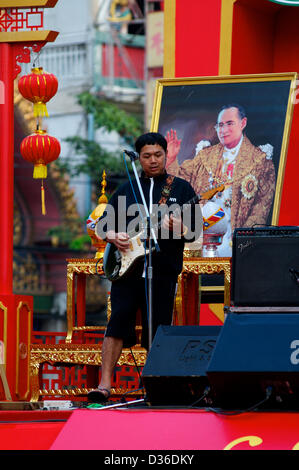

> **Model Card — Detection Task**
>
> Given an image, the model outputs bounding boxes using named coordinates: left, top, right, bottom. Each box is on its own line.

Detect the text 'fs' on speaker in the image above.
left=141, top=325, right=221, bottom=406
left=231, top=226, right=299, bottom=307
left=207, top=314, right=299, bottom=411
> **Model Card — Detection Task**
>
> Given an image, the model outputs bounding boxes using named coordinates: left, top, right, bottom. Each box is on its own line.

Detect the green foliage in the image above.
left=77, top=92, right=143, bottom=146
left=69, top=234, right=91, bottom=252
left=47, top=226, right=76, bottom=245
left=47, top=226, right=92, bottom=252
left=58, top=92, right=144, bottom=182
left=63, top=137, right=125, bottom=178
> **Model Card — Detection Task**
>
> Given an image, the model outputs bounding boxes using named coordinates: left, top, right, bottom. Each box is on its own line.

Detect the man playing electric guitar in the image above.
left=87, top=132, right=203, bottom=403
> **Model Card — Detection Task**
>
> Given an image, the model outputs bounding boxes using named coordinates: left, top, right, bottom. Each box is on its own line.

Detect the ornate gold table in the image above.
left=64, top=256, right=231, bottom=336
left=175, top=256, right=231, bottom=325
left=30, top=342, right=147, bottom=402
left=65, top=258, right=104, bottom=343
left=30, top=258, right=147, bottom=401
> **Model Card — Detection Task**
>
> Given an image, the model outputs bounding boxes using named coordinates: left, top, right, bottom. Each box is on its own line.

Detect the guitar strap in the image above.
left=159, top=175, right=175, bottom=205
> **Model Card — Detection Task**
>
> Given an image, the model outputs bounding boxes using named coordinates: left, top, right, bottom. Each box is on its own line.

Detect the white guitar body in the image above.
left=103, top=233, right=150, bottom=281
left=118, top=233, right=149, bottom=278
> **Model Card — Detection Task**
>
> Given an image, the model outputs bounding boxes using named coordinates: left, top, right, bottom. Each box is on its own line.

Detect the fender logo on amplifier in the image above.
left=238, top=240, right=253, bottom=253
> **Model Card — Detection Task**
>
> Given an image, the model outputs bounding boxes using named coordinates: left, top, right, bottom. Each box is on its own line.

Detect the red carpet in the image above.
left=1, top=408, right=299, bottom=450
left=50, top=408, right=299, bottom=450
left=0, top=411, right=72, bottom=450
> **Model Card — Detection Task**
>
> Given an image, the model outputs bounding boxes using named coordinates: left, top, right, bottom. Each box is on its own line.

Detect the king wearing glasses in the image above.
left=165, top=104, right=276, bottom=256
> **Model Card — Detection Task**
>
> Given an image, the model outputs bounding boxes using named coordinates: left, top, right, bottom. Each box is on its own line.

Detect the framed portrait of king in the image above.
left=150, top=73, right=297, bottom=258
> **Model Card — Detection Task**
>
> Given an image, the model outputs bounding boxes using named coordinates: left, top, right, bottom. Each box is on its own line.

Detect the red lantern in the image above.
left=20, top=129, right=61, bottom=178
left=18, top=67, right=58, bottom=117
left=20, top=130, right=61, bottom=214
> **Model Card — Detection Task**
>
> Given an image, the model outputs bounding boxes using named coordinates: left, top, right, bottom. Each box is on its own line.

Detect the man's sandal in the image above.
left=87, top=387, right=111, bottom=403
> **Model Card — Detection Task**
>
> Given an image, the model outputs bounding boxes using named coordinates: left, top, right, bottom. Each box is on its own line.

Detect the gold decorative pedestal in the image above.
left=175, top=256, right=231, bottom=325
left=30, top=342, right=147, bottom=402
left=30, top=258, right=147, bottom=402
left=66, top=258, right=104, bottom=343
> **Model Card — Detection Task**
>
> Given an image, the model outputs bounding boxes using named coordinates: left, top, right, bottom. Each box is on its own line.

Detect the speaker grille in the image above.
left=232, top=227, right=299, bottom=306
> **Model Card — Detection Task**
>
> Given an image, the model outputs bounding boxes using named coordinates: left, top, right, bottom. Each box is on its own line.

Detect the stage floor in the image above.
left=0, top=402, right=298, bottom=451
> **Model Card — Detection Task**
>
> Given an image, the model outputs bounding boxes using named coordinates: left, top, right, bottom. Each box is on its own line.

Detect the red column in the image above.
left=0, top=43, right=33, bottom=401
left=0, top=42, right=14, bottom=295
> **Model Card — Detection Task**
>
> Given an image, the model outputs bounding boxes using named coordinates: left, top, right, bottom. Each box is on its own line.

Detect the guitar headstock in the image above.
left=200, top=183, right=225, bottom=201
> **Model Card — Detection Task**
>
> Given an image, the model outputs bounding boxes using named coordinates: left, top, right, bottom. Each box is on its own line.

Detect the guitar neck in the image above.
left=126, top=184, right=224, bottom=239
left=127, top=194, right=200, bottom=239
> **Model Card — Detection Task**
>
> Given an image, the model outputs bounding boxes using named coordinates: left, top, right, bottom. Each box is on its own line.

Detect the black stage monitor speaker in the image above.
left=141, top=325, right=221, bottom=406
left=207, top=313, right=299, bottom=410
left=231, top=226, right=299, bottom=306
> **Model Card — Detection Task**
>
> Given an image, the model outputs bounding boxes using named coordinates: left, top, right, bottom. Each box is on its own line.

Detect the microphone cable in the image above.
left=120, top=387, right=146, bottom=402
left=122, top=151, right=151, bottom=338
left=122, top=151, right=144, bottom=220
left=188, top=386, right=211, bottom=408
left=130, top=346, right=146, bottom=397
left=118, top=347, right=145, bottom=403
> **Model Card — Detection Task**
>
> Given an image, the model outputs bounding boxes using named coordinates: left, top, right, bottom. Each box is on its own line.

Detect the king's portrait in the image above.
left=153, top=75, right=295, bottom=257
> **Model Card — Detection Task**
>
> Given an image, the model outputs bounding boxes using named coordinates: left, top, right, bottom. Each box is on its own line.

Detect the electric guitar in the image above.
left=99, top=185, right=225, bottom=281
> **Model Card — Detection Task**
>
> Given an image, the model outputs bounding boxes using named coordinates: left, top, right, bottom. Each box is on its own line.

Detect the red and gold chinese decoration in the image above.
left=18, top=67, right=58, bottom=117
left=18, top=67, right=60, bottom=215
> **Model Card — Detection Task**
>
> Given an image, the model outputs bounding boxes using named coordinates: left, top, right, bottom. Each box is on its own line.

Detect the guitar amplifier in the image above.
left=231, top=226, right=299, bottom=307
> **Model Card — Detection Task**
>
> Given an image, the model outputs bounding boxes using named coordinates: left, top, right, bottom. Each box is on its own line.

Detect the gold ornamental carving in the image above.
left=66, top=258, right=105, bottom=342
left=182, top=256, right=231, bottom=307
left=66, top=258, right=104, bottom=276
left=13, top=252, right=53, bottom=296
left=16, top=301, right=32, bottom=400
left=30, top=343, right=146, bottom=367
left=30, top=343, right=147, bottom=401
left=37, top=386, right=144, bottom=398
left=31, top=344, right=102, bottom=365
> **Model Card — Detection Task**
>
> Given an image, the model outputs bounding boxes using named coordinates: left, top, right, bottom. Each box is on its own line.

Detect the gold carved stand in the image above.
left=30, top=258, right=147, bottom=401
left=175, top=256, right=231, bottom=325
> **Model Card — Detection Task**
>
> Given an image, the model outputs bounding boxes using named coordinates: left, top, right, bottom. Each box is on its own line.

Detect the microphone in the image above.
left=124, top=149, right=139, bottom=161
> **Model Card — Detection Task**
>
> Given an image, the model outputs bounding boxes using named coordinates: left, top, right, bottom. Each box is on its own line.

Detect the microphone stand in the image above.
left=127, top=152, right=160, bottom=350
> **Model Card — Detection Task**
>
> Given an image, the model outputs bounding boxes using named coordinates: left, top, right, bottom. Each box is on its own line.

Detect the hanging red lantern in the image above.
left=20, top=130, right=61, bottom=214
left=18, top=67, right=58, bottom=117
left=20, top=129, right=61, bottom=178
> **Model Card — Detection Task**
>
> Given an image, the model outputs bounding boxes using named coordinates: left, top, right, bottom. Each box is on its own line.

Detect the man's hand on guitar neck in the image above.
left=162, top=214, right=187, bottom=237
left=106, top=230, right=130, bottom=252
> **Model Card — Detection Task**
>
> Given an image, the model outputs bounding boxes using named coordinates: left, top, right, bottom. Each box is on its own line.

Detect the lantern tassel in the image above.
left=33, top=164, right=47, bottom=179
left=33, top=102, right=49, bottom=118
left=41, top=182, right=46, bottom=216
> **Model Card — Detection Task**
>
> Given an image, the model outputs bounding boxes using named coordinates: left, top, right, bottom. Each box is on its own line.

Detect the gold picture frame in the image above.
left=150, top=73, right=297, bottom=259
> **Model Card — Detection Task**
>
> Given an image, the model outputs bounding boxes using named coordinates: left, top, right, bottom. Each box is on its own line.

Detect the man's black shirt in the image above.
left=100, top=171, right=198, bottom=279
